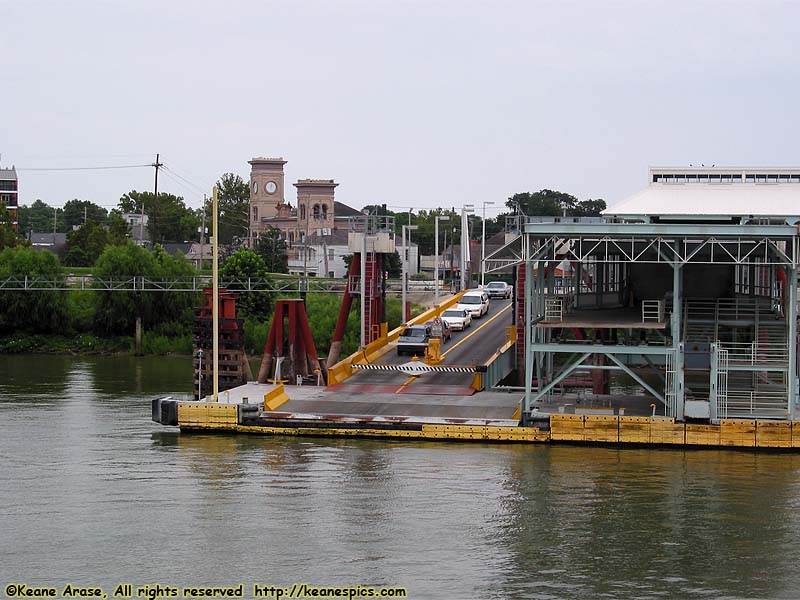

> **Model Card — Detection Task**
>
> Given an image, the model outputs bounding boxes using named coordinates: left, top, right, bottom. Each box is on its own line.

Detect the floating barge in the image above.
left=153, top=166, right=800, bottom=450
left=152, top=384, right=800, bottom=448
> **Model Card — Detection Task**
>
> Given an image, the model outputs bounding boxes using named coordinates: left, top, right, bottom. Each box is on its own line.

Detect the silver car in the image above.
left=485, top=281, right=512, bottom=299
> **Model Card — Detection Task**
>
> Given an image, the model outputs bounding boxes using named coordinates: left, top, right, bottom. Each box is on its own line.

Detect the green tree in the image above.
left=92, top=242, right=197, bottom=335
left=570, top=198, right=606, bottom=216
left=149, top=244, right=197, bottom=325
left=304, top=293, right=360, bottom=357
left=506, top=190, right=606, bottom=217
left=214, top=173, right=250, bottom=245
left=107, top=211, right=131, bottom=243
left=253, top=227, right=289, bottom=273
left=63, top=209, right=131, bottom=267
left=64, top=222, right=111, bottom=267
left=17, top=199, right=64, bottom=234
left=506, top=190, right=567, bottom=216
left=93, top=243, right=158, bottom=334
left=62, top=199, right=108, bottom=230
left=219, top=248, right=274, bottom=317
left=0, top=247, right=67, bottom=333
left=118, top=190, right=199, bottom=243
left=0, top=202, right=22, bottom=249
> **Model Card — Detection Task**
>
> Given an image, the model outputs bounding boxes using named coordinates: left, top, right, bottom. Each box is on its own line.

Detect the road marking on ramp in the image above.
left=395, top=374, right=418, bottom=394
left=441, top=303, right=512, bottom=359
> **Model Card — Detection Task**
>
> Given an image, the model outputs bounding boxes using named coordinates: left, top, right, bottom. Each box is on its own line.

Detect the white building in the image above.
left=123, top=213, right=149, bottom=245
left=288, top=230, right=417, bottom=278
left=288, top=230, right=351, bottom=278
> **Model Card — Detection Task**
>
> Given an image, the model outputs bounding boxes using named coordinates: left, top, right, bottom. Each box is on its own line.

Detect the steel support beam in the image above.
left=602, top=353, right=666, bottom=405
left=531, top=353, right=593, bottom=404
left=709, top=343, right=719, bottom=422
left=528, top=343, right=673, bottom=355
left=672, top=253, right=685, bottom=420
left=523, top=259, right=534, bottom=423
left=523, top=222, right=797, bottom=238
left=789, top=265, right=798, bottom=420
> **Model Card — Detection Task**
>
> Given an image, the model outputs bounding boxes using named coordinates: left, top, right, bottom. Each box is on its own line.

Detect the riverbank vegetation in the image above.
left=0, top=244, right=420, bottom=358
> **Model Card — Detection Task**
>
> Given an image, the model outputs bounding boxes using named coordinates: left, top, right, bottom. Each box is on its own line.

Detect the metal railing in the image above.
left=720, top=391, right=789, bottom=418
left=0, top=274, right=445, bottom=294
left=642, top=299, right=665, bottom=323
left=544, top=296, right=564, bottom=321
left=717, top=341, right=788, bottom=365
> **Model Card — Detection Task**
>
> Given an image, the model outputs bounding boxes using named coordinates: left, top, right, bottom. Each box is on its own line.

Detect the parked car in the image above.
left=440, top=308, right=472, bottom=331
left=456, top=290, right=490, bottom=318
left=426, top=319, right=452, bottom=342
left=485, top=280, right=512, bottom=299
left=397, top=324, right=431, bottom=356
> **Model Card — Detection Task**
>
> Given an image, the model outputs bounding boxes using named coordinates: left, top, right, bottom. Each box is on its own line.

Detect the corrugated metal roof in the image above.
left=603, top=183, right=800, bottom=218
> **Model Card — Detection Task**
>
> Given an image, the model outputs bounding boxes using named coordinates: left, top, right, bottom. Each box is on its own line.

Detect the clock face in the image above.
left=265, top=181, right=278, bottom=194
left=252, top=181, right=258, bottom=194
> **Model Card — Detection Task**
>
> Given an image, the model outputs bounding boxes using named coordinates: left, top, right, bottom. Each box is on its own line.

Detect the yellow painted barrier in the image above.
left=232, top=423, right=548, bottom=443
left=720, top=419, right=756, bottom=448
left=172, top=409, right=800, bottom=451
left=650, top=417, right=685, bottom=445
left=685, top=423, right=720, bottom=446
left=263, top=383, right=290, bottom=411
left=178, top=402, right=238, bottom=428
left=326, top=292, right=466, bottom=385
left=426, top=338, right=443, bottom=365
left=619, top=416, right=650, bottom=444
left=756, top=420, right=792, bottom=449
left=550, top=414, right=585, bottom=441
left=583, top=414, right=619, bottom=443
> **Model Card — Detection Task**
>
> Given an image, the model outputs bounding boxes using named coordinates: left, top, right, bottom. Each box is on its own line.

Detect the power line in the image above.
left=161, top=163, right=211, bottom=195
left=158, top=168, right=206, bottom=202
left=16, top=164, right=152, bottom=172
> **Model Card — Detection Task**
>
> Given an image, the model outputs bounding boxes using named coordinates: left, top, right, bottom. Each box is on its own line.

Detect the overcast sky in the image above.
left=3, top=0, right=799, bottom=216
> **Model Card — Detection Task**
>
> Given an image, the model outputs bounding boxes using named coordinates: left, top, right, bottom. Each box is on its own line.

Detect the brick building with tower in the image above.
left=247, top=157, right=367, bottom=277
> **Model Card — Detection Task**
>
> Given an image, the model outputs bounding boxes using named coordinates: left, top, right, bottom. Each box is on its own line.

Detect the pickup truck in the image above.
left=397, top=324, right=431, bottom=356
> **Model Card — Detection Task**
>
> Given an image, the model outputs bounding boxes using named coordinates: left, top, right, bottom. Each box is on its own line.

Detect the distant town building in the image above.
left=122, top=213, right=149, bottom=245
left=30, top=232, right=67, bottom=256
left=185, top=241, right=213, bottom=270
left=0, top=165, right=19, bottom=232
left=248, top=156, right=370, bottom=274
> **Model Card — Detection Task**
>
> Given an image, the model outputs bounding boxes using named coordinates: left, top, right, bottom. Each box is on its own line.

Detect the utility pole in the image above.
left=152, top=153, right=163, bottom=246
left=139, top=199, right=146, bottom=246
left=450, top=227, right=455, bottom=292
left=199, top=194, right=207, bottom=270
left=481, top=201, right=494, bottom=287
left=53, top=207, right=57, bottom=244
left=442, top=229, right=447, bottom=289
left=212, top=185, right=219, bottom=403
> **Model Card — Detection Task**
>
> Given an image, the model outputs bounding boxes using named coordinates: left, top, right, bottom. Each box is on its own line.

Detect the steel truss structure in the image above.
left=486, top=221, right=799, bottom=424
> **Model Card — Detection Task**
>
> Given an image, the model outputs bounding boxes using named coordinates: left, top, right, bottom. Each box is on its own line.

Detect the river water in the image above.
left=2, top=355, right=800, bottom=600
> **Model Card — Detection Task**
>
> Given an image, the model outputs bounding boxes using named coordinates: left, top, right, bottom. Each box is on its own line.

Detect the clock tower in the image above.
left=249, top=157, right=287, bottom=244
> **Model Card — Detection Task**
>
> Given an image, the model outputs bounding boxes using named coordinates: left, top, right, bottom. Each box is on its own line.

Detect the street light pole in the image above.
left=402, top=224, right=418, bottom=323
left=461, top=204, right=474, bottom=291
left=435, top=214, right=450, bottom=303
left=481, top=201, right=494, bottom=287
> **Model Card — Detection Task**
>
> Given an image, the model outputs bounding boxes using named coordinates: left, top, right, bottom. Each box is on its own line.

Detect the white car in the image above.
left=485, top=281, right=512, bottom=299
left=456, top=290, right=490, bottom=318
left=440, top=308, right=472, bottom=331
